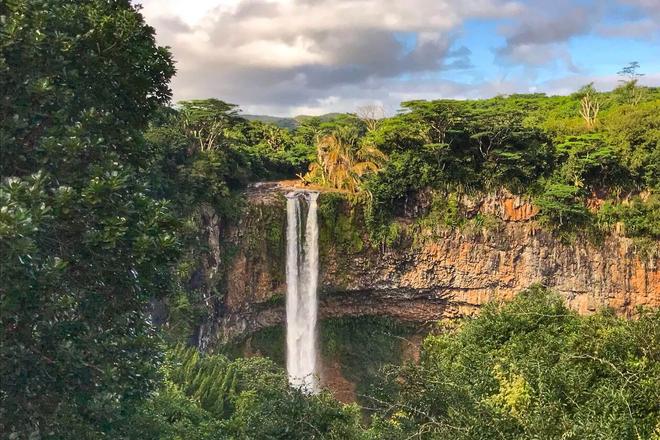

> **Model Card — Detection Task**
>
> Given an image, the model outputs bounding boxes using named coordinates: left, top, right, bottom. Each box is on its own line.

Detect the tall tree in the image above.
left=0, top=1, right=176, bottom=438
left=303, top=127, right=386, bottom=193
left=577, top=83, right=600, bottom=129
left=616, top=61, right=645, bottom=105
left=179, top=99, right=243, bottom=152
left=356, top=103, right=385, bottom=132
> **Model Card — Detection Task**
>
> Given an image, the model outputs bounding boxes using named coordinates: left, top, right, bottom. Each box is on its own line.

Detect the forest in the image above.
left=1, top=1, right=659, bottom=439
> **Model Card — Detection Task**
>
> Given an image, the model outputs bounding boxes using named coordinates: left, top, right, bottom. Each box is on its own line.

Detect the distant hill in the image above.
left=242, top=113, right=346, bottom=129
left=241, top=114, right=298, bottom=129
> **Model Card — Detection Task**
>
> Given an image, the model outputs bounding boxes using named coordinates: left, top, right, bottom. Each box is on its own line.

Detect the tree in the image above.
left=0, top=1, right=176, bottom=437
left=577, top=83, right=600, bottom=129
left=400, top=100, right=466, bottom=146
left=618, top=61, right=644, bottom=82
left=616, top=62, right=645, bottom=105
left=302, top=127, right=387, bottom=193
left=535, top=182, right=590, bottom=227
left=604, top=98, right=660, bottom=189
left=179, top=99, right=243, bottom=152
left=356, top=103, right=386, bottom=132
left=554, top=133, right=628, bottom=190
left=463, top=103, right=524, bottom=161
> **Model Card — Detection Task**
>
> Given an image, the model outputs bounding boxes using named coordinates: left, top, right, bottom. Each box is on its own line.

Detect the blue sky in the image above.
left=139, top=0, right=660, bottom=115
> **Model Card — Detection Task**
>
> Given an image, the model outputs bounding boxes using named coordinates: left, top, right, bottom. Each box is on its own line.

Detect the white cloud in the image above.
left=139, top=0, right=239, bottom=25
left=136, top=0, right=657, bottom=116
left=137, top=0, right=524, bottom=114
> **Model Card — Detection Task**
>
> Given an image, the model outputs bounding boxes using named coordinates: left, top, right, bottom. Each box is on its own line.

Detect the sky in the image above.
left=136, top=0, right=660, bottom=116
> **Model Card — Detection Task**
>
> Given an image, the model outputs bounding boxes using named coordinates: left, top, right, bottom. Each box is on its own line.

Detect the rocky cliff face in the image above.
left=197, top=183, right=659, bottom=349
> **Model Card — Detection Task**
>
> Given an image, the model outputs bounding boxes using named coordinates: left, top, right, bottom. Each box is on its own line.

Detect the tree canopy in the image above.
left=1, top=1, right=176, bottom=437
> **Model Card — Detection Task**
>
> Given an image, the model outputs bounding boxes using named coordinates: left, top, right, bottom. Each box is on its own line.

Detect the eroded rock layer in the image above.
left=198, top=183, right=659, bottom=348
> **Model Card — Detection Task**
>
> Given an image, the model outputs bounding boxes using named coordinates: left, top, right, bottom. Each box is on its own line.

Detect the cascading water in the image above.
left=285, top=190, right=320, bottom=393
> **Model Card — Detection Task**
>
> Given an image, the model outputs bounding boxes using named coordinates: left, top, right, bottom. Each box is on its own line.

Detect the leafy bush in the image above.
left=368, top=286, right=660, bottom=440
left=126, top=346, right=365, bottom=439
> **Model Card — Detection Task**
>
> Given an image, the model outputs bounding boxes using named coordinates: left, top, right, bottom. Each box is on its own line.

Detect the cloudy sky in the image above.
left=137, top=0, right=660, bottom=116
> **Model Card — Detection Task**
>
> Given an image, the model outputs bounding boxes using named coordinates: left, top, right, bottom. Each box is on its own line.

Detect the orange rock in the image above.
left=214, top=188, right=659, bottom=342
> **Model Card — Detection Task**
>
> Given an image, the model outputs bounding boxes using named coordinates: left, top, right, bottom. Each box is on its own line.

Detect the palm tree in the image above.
left=302, top=127, right=386, bottom=193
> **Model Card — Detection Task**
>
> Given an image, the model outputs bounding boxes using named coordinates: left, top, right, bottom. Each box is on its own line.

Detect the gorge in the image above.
left=184, top=182, right=659, bottom=404
left=197, top=184, right=658, bottom=347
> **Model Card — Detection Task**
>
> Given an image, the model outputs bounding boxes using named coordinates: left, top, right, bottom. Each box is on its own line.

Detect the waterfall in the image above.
left=285, top=190, right=319, bottom=393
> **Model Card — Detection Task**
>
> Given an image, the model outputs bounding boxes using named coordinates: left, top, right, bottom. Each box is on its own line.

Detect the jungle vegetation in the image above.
left=1, top=1, right=658, bottom=439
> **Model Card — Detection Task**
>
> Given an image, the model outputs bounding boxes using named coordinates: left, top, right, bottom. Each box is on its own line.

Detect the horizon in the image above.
left=237, top=84, right=657, bottom=118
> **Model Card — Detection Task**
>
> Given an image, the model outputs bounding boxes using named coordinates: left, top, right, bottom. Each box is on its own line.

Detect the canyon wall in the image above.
left=197, top=183, right=659, bottom=349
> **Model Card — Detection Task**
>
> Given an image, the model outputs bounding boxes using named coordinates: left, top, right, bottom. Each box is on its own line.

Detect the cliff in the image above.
left=197, top=182, right=659, bottom=349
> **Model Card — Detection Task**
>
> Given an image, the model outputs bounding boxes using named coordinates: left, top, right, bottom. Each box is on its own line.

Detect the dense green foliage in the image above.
left=1, top=1, right=177, bottom=437
left=144, top=99, right=314, bottom=213
left=196, top=81, right=659, bottom=245
left=132, top=291, right=660, bottom=440
left=125, top=346, right=363, bottom=439
left=368, top=287, right=660, bottom=440
left=362, top=91, right=659, bottom=241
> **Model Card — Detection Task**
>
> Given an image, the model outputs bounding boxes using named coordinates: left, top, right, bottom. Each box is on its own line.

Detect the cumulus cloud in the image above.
left=138, top=0, right=523, bottom=113
left=619, top=0, right=660, bottom=16
left=136, top=0, right=658, bottom=115
left=597, top=0, right=660, bottom=39
left=494, top=0, right=598, bottom=70
left=494, top=0, right=659, bottom=68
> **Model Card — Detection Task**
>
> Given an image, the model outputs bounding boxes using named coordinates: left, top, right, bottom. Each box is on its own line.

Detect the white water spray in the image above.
left=285, top=190, right=319, bottom=393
